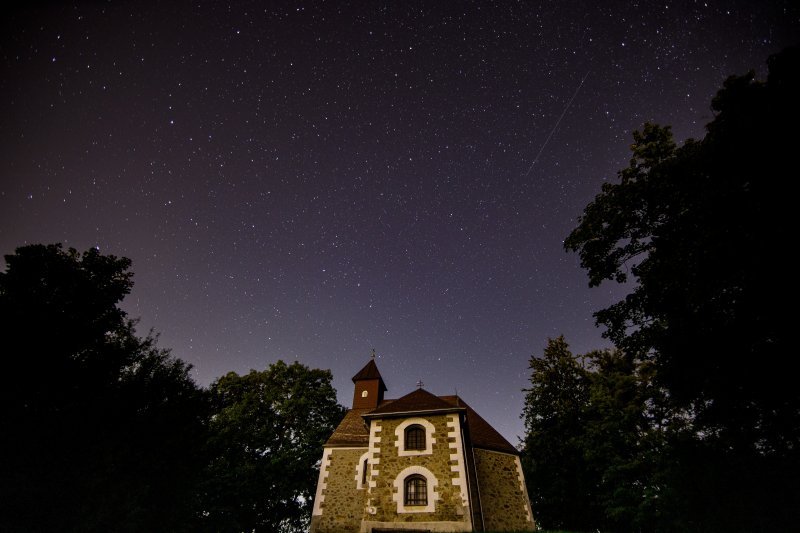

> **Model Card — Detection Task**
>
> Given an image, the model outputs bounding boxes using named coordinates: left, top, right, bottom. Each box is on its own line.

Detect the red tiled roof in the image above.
left=440, top=395, right=519, bottom=455
left=364, top=388, right=458, bottom=417
left=324, top=408, right=371, bottom=447
left=325, top=387, right=519, bottom=454
left=351, top=359, right=387, bottom=391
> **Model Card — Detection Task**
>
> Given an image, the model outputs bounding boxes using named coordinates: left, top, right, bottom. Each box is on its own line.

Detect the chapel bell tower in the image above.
left=351, top=354, right=386, bottom=409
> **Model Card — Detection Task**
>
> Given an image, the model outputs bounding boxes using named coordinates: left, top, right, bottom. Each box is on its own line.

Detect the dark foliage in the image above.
left=198, top=360, right=345, bottom=532
left=560, top=47, right=800, bottom=531
left=521, top=337, right=597, bottom=530
left=0, top=244, right=347, bottom=532
left=522, top=338, right=670, bottom=532
left=0, top=244, right=209, bottom=532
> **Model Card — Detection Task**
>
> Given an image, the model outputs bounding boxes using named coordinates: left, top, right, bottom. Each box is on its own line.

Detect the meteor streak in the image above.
left=524, top=70, right=590, bottom=177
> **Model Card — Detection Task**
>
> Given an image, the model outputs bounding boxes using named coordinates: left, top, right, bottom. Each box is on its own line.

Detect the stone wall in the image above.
left=363, top=414, right=472, bottom=531
left=311, top=417, right=535, bottom=532
left=473, top=449, right=536, bottom=531
left=311, top=447, right=368, bottom=533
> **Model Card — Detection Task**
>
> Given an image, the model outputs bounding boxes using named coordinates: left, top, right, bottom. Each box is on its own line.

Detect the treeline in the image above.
left=520, top=47, right=800, bottom=532
left=0, top=244, right=345, bottom=532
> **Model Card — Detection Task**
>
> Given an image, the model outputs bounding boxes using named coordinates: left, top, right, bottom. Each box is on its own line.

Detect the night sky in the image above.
left=2, top=1, right=798, bottom=444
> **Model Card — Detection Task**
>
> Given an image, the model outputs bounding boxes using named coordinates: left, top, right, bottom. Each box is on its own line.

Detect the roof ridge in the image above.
left=366, top=388, right=459, bottom=416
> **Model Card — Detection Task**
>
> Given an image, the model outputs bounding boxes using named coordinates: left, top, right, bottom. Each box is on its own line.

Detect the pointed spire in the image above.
left=351, top=358, right=386, bottom=386
left=351, top=355, right=387, bottom=409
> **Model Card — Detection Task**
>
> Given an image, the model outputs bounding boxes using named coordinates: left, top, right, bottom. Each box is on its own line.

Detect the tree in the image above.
left=564, top=47, right=800, bottom=531
left=521, top=336, right=599, bottom=531
left=522, top=337, right=669, bottom=532
left=581, top=349, right=680, bottom=533
left=0, top=244, right=209, bottom=532
left=199, top=360, right=345, bottom=532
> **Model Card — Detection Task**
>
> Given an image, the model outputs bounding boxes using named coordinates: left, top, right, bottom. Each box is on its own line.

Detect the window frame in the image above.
left=394, top=417, right=435, bottom=456
left=392, top=465, right=438, bottom=513
left=355, top=450, right=370, bottom=490
left=404, top=424, right=426, bottom=450
left=404, top=474, right=428, bottom=506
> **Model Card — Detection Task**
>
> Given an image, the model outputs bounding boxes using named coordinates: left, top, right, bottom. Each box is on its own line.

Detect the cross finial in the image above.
left=416, top=379, right=424, bottom=389
left=371, top=348, right=376, bottom=360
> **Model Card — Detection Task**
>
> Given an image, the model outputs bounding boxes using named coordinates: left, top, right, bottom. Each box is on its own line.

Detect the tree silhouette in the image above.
left=565, top=47, right=800, bottom=531
left=0, top=244, right=209, bottom=532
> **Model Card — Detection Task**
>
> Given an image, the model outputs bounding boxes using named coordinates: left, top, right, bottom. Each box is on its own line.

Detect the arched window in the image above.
left=355, top=451, right=370, bottom=490
left=393, top=465, right=438, bottom=513
left=395, top=418, right=435, bottom=456
left=404, top=475, right=428, bottom=506
left=405, top=424, right=425, bottom=450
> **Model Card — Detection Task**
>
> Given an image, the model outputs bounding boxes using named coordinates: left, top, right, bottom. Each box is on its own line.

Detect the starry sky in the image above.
left=2, top=1, right=798, bottom=444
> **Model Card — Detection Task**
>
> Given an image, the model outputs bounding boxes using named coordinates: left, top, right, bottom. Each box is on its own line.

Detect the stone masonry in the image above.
left=362, top=414, right=472, bottom=530
left=312, top=448, right=367, bottom=533
left=473, top=449, right=535, bottom=531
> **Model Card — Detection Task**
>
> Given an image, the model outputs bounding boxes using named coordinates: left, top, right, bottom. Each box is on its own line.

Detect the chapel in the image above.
left=309, top=357, right=536, bottom=532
